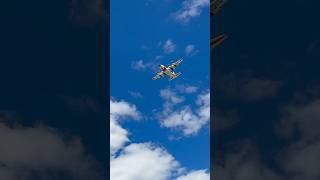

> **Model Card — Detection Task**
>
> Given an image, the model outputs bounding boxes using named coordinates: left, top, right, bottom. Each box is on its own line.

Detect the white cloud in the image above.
left=155, top=55, right=163, bottom=60
left=110, top=100, right=141, bottom=121
left=161, top=107, right=206, bottom=136
left=177, top=170, right=210, bottom=180
left=110, top=117, right=129, bottom=155
left=185, top=44, right=199, bottom=56
left=160, top=88, right=185, bottom=105
left=131, top=60, right=149, bottom=71
left=110, top=100, right=182, bottom=180
left=196, top=92, right=210, bottom=121
left=129, top=91, right=143, bottom=99
left=110, top=99, right=210, bottom=180
left=185, top=44, right=195, bottom=55
left=176, top=84, right=199, bottom=94
left=160, top=88, right=185, bottom=114
left=185, top=86, right=198, bottom=93
left=111, top=143, right=181, bottom=180
left=163, top=39, right=176, bottom=54
left=159, top=90, right=210, bottom=136
left=173, top=0, right=209, bottom=23
left=110, top=100, right=141, bottom=155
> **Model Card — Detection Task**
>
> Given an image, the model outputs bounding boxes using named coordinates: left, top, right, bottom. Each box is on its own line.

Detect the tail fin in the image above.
left=169, top=72, right=181, bottom=80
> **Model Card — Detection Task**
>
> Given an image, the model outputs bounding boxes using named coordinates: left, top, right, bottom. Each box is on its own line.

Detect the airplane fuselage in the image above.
left=160, top=65, right=175, bottom=76
left=152, top=59, right=182, bottom=81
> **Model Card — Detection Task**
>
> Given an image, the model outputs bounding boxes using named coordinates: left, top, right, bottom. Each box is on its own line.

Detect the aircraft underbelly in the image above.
left=164, top=70, right=174, bottom=77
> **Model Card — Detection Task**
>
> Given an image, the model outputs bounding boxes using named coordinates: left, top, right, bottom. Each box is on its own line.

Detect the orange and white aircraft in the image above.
left=152, top=59, right=183, bottom=81
left=211, top=0, right=228, bottom=50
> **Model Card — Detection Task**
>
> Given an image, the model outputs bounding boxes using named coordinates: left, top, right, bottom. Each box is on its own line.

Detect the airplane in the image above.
left=211, top=0, right=228, bottom=16
left=211, top=0, right=228, bottom=50
left=152, top=59, right=183, bottom=81
left=211, top=34, right=228, bottom=50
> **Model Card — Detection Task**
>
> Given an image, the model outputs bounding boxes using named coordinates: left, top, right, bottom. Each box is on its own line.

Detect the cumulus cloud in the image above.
left=177, top=170, right=210, bottom=180
left=159, top=89, right=210, bottom=136
left=185, top=45, right=195, bottom=55
left=110, top=99, right=181, bottom=180
left=111, top=143, right=181, bottom=180
left=185, top=86, right=198, bottom=93
left=110, top=99, right=209, bottom=180
left=176, top=84, right=199, bottom=94
left=160, top=88, right=185, bottom=114
left=160, top=88, right=185, bottom=104
left=0, top=114, right=101, bottom=180
left=131, top=55, right=165, bottom=72
left=161, top=107, right=202, bottom=135
left=129, top=91, right=143, bottom=99
left=163, top=39, right=176, bottom=54
left=196, top=92, right=210, bottom=121
left=185, top=44, right=199, bottom=56
left=110, top=100, right=141, bottom=155
left=110, top=100, right=141, bottom=121
left=110, top=117, right=129, bottom=155
left=173, top=0, right=209, bottom=23
left=131, top=60, right=150, bottom=71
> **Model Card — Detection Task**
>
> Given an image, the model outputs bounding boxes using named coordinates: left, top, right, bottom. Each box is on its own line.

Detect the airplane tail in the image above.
left=169, top=72, right=181, bottom=81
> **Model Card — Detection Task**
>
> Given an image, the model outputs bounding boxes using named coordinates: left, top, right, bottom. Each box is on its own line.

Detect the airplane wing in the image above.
left=152, top=71, right=165, bottom=80
left=168, top=58, right=183, bottom=71
left=211, top=0, right=228, bottom=16
left=211, top=34, right=228, bottom=50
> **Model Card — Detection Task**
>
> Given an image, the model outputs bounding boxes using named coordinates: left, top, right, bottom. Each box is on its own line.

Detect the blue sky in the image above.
left=110, top=0, right=210, bottom=179
left=2, top=0, right=320, bottom=179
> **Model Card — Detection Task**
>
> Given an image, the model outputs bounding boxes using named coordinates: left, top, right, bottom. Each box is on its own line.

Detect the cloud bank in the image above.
left=110, top=99, right=209, bottom=180
left=158, top=88, right=210, bottom=136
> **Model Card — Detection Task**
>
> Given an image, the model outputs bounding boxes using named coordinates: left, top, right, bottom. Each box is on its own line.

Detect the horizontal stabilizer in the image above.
left=169, top=72, right=181, bottom=81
